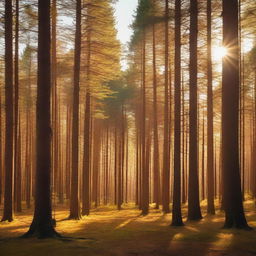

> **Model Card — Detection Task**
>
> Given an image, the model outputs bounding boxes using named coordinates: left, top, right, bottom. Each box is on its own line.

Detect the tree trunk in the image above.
left=82, top=91, right=91, bottom=215
left=51, top=0, right=58, bottom=203
left=222, top=0, right=250, bottom=229
left=162, top=0, right=170, bottom=214
left=172, top=0, right=183, bottom=226
left=152, top=10, right=160, bottom=209
left=201, top=115, right=205, bottom=201
left=14, top=0, right=21, bottom=213
left=187, top=0, right=202, bottom=221
left=82, top=26, right=91, bottom=216
left=141, top=30, right=148, bottom=215
left=2, top=0, right=14, bottom=223
left=206, top=0, right=215, bottom=215
left=23, top=0, right=59, bottom=237
left=181, top=73, right=186, bottom=204
left=69, top=0, right=82, bottom=220
left=65, top=103, right=71, bottom=200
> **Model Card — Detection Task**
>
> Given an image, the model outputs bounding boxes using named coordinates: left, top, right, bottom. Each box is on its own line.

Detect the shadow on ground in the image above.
left=1, top=201, right=256, bottom=256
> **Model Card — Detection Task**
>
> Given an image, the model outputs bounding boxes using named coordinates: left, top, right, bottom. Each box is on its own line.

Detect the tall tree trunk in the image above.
left=117, top=122, right=122, bottom=210
left=172, top=0, right=183, bottom=226
left=23, top=0, right=59, bottom=237
left=114, top=126, right=118, bottom=206
left=152, top=9, right=160, bottom=209
left=14, top=0, right=21, bottom=213
left=2, top=0, right=14, bottom=223
left=135, top=120, right=140, bottom=206
left=181, top=73, right=186, bottom=204
left=51, top=0, right=58, bottom=202
left=66, top=103, right=71, bottom=200
left=222, top=0, right=250, bottom=229
left=162, top=0, right=170, bottom=214
left=106, top=124, right=110, bottom=204
left=206, top=0, right=215, bottom=215
left=16, top=117, right=22, bottom=212
left=141, top=30, right=148, bottom=215
left=92, top=121, right=100, bottom=208
left=187, top=0, right=202, bottom=221
left=57, top=104, right=64, bottom=204
left=82, top=92, right=91, bottom=215
left=69, top=0, right=82, bottom=220
left=241, top=53, right=245, bottom=200
left=82, top=27, right=91, bottom=216
left=201, top=115, right=205, bottom=200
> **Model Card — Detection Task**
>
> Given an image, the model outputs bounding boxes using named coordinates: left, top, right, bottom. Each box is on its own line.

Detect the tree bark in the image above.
left=82, top=26, right=91, bottom=216
left=152, top=9, right=160, bottom=209
left=222, top=0, right=250, bottom=229
left=172, top=0, right=183, bottom=226
left=187, top=0, right=202, bottom=221
left=69, top=0, right=82, bottom=220
left=162, top=0, right=170, bottom=214
left=206, top=0, right=215, bottom=215
left=23, top=0, right=59, bottom=237
left=2, top=0, right=14, bottom=223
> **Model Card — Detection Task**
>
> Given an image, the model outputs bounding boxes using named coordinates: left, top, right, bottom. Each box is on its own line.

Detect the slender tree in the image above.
left=187, top=0, right=202, bottom=221
left=69, top=0, right=82, bottom=220
left=162, top=0, right=170, bottom=214
left=152, top=0, right=160, bottom=210
left=14, top=0, right=22, bottom=213
left=206, top=0, right=215, bottom=215
left=82, top=29, right=91, bottom=216
left=2, top=0, right=14, bottom=223
left=172, top=0, right=183, bottom=226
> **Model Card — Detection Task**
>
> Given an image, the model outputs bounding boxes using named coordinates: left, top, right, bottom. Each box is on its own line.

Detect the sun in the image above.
left=213, top=46, right=228, bottom=61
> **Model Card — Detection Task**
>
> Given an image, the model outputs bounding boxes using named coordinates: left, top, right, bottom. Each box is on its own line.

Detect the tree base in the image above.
left=68, top=214, right=82, bottom=220
left=21, top=221, right=61, bottom=239
left=207, top=210, right=215, bottom=215
left=187, top=216, right=203, bottom=222
left=223, top=222, right=253, bottom=230
left=141, top=210, right=149, bottom=216
left=171, top=220, right=184, bottom=227
left=1, top=216, right=13, bottom=222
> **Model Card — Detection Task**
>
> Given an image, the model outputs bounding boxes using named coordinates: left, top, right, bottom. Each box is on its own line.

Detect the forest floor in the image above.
left=1, top=200, right=256, bottom=256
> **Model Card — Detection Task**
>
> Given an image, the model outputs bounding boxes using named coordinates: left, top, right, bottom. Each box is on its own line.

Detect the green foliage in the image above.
left=130, top=0, right=154, bottom=46
left=102, top=76, right=135, bottom=120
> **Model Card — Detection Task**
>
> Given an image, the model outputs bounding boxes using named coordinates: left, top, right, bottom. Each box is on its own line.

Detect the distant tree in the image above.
left=151, top=0, right=160, bottom=210
left=131, top=0, right=154, bottom=215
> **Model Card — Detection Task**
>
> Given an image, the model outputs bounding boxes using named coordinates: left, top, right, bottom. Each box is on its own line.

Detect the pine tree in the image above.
left=222, top=0, right=250, bottom=229
left=23, top=0, right=59, bottom=238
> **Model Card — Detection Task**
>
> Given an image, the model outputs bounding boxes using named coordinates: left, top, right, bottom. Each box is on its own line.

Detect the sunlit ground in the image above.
left=1, top=200, right=256, bottom=256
